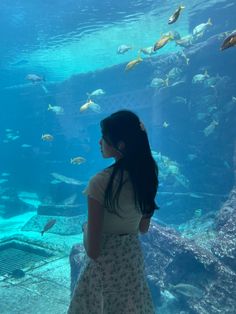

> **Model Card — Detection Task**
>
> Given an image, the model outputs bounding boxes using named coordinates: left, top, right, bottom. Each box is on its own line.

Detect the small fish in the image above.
left=1, top=172, right=10, bottom=177
left=192, top=70, right=209, bottom=84
left=80, top=99, right=94, bottom=112
left=175, top=35, right=193, bottom=47
left=21, top=144, right=32, bottom=148
left=153, top=34, right=174, bottom=51
left=125, top=55, right=143, bottom=71
left=187, top=154, right=197, bottom=161
left=117, top=45, right=132, bottom=54
left=89, top=102, right=102, bottom=113
left=203, top=120, right=218, bottom=137
left=70, top=156, right=86, bottom=165
left=150, top=77, right=169, bottom=88
left=194, top=208, right=202, bottom=218
left=193, top=18, right=212, bottom=38
left=26, top=74, right=45, bottom=83
left=163, top=121, right=169, bottom=128
left=41, top=219, right=57, bottom=236
left=41, top=134, right=54, bottom=141
left=168, top=5, right=185, bottom=24
left=63, top=193, right=77, bottom=206
left=87, top=89, right=105, bottom=97
left=1, top=195, right=10, bottom=200
left=220, top=31, right=236, bottom=51
left=48, top=104, right=64, bottom=115
left=139, top=47, right=156, bottom=55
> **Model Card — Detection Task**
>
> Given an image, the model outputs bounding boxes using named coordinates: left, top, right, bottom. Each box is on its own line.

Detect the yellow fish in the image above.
left=70, top=156, right=86, bottom=165
left=80, top=99, right=94, bottom=112
left=125, top=56, right=143, bottom=71
left=41, top=134, right=54, bottom=141
left=154, top=34, right=174, bottom=51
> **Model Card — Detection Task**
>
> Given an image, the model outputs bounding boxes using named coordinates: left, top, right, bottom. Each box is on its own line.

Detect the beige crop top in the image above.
left=84, top=168, right=142, bottom=234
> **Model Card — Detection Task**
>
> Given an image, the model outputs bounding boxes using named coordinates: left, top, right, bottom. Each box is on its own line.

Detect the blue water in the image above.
left=0, top=0, right=236, bottom=313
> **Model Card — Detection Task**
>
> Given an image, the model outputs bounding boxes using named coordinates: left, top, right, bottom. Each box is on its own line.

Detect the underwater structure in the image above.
left=0, top=0, right=236, bottom=313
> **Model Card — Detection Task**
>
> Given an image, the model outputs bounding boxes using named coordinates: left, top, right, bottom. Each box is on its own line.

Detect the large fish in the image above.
left=221, top=31, right=236, bottom=51
left=193, top=18, right=212, bottom=38
left=168, top=5, right=185, bottom=24
left=51, top=172, right=86, bottom=186
left=168, top=283, right=203, bottom=299
left=153, top=34, right=174, bottom=51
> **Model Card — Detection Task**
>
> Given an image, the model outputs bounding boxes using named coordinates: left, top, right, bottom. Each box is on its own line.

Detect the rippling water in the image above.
left=0, top=0, right=232, bottom=86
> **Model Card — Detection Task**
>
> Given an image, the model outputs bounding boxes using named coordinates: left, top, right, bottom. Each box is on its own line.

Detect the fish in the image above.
left=41, top=219, right=57, bottom=236
left=220, top=31, right=236, bottom=51
left=48, top=104, right=64, bottom=115
left=168, top=283, right=203, bottom=299
left=70, top=156, right=86, bottom=165
left=1, top=195, right=10, bottom=200
left=80, top=99, right=94, bottom=112
left=63, top=193, right=77, bottom=205
left=175, top=35, right=193, bottom=47
left=150, top=77, right=169, bottom=88
left=125, top=55, right=143, bottom=71
left=203, top=120, right=218, bottom=137
left=139, top=47, right=156, bottom=56
left=117, top=45, right=132, bottom=54
left=172, top=96, right=187, bottom=105
left=168, top=5, right=185, bottom=24
left=194, top=208, right=202, bottom=218
left=26, top=74, right=45, bottom=83
left=187, top=154, right=197, bottom=161
left=21, top=144, right=32, bottom=148
left=87, top=89, right=105, bottom=97
left=192, top=70, right=209, bottom=84
left=41, top=134, right=54, bottom=141
left=89, top=102, right=102, bottom=113
left=163, top=121, right=169, bottom=128
left=1, top=172, right=10, bottom=177
left=193, top=18, right=212, bottom=38
left=153, top=34, right=174, bottom=51
left=51, top=172, right=86, bottom=186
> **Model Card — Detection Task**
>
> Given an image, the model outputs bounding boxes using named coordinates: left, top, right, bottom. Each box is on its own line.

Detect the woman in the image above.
left=68, top=110, right=159, bottom=314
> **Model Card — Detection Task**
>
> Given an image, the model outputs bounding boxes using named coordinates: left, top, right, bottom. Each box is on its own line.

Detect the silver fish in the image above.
left=51, top=172, right=86, bottom=186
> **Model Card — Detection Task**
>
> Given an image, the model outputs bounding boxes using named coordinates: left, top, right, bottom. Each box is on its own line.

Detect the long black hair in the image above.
left=100, top=110, right=159, bottom=218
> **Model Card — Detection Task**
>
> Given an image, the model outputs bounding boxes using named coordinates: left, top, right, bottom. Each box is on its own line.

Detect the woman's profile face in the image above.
left=99, top=137, right=116, bottom=158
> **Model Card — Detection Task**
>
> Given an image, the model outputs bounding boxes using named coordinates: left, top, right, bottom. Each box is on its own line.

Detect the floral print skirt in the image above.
left=67, top=233, right=155, bottom=314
